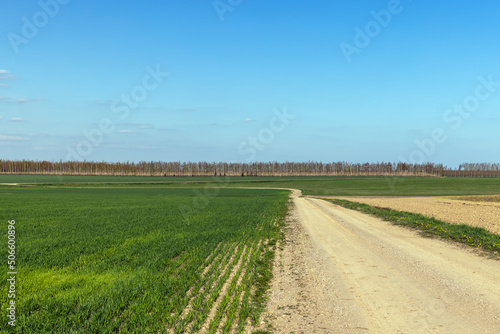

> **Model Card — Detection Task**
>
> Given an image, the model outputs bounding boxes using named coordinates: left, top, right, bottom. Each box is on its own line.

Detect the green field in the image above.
left=0, top=187, right=289, bottom=333
left=2, top=174, right=500, bottom=196
left=1, top=174, right=499, bottom=332
left=223, top=177, right=500, bottom=196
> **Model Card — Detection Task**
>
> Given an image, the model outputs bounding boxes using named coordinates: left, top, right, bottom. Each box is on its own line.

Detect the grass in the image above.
left=3, top=174, right=500, bottom=197
left=328, top=199, right=500, bottom=255
left=221, top=177, right=500, bottom=196
left=2, top=174, right=500, bottom=332
left=0, top=187, right=289, bottom=333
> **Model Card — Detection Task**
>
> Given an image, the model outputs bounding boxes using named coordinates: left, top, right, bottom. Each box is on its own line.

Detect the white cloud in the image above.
left=10, top=118, right=26, bottom=122
left=0, top=70, right=14, bottom=88
left=119, top=122, right=153, bottom=130
left=16, top=98, right=42, bottom=103
left=135, top=145, right=157, bottom=150
left=0, top=71, right=14, bottom=80
left=245, top=118, right=257, bottom=122
left=0, top=116, right=3, bottom=120
left=93, top=99, right=113, bottom=105
left=0, top=97, right=43, bottom=103
left=0, top=134, right=30, bottom=141
left=119, top=129, right=136, bottom=133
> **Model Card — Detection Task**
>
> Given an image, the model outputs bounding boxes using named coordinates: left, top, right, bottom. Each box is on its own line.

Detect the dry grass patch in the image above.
left=453, top=195, right=500, bottom=203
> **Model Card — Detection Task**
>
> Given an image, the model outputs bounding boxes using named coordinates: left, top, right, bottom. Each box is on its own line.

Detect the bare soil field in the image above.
left=262, top=193, right=500, bottom=333
left=319, top=195, right=500, bottom=235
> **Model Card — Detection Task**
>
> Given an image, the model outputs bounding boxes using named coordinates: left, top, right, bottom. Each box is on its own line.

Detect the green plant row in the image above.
left=0, top=187, right=289, bottom=333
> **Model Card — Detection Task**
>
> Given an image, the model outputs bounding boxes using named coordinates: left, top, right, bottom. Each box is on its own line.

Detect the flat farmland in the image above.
left=3, top=175, right=500, bottom=197
left=327, top=195, right=500, bottom=235
left=0, top=187, right=289, bottom=333
left=2, top=176, right=500, bottom=333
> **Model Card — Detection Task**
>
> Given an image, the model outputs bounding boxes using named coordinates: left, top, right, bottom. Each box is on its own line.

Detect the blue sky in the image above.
left=1, top=0, right=499, bottom=167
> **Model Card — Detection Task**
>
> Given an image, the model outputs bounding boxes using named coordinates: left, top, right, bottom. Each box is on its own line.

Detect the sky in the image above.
left=1, top=0, right=499, bottom=167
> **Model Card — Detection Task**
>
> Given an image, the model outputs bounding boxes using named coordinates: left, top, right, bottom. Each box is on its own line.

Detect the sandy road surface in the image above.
left=264, top=192, right=500, bottom=333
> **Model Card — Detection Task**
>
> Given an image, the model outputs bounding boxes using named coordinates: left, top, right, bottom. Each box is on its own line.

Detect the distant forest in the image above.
left=1, top=160, right=500, bottom=177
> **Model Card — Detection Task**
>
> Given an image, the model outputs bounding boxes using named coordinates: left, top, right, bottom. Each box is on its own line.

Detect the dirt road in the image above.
left=264, top=193, right=500, bottom=333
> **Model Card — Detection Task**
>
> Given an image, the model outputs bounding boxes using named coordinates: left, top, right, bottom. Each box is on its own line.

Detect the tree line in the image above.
left=1, top=160, right=499, bottom=177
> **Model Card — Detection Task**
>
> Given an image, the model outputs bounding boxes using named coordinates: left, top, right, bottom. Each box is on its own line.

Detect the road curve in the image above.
left=267, top=193, right=500, bottom=333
